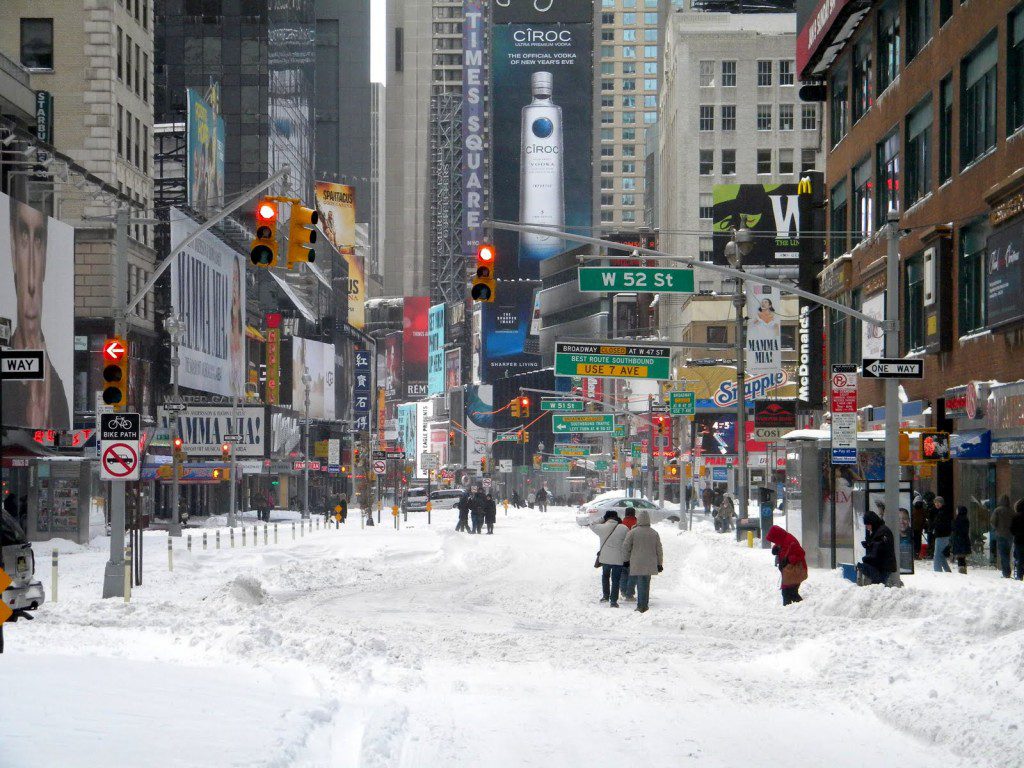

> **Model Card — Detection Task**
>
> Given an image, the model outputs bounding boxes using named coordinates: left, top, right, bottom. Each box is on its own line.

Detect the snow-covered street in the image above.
left=3, top=507, right=1022, bottom=767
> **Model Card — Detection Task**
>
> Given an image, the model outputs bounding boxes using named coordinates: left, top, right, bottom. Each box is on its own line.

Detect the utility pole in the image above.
left=884, top=210, right=904, bottom=587
left=166, top=315, right=183, bottom=537
left=725, top=228, right=753, bottom=536
left=228, top=393, right=239, bottom=528
left=302, top=367, right=311, bottom=519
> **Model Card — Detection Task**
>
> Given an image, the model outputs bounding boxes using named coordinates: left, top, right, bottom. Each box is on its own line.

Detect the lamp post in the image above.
left=302, top=367, right=311, bottom=520
left=725, top=228, right=754, bottom=539
left=165, top=315, right=184, bottom=537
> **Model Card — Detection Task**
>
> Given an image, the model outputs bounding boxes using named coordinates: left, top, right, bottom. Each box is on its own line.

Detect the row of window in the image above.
left=698, top=103, right=818, bottom=132
left=600, top=61, right=659, bottom=76
left=117, top=104, right=149, bottom=174
left=602, top=110, right=658, bottom=125
left=601, top=28, right=658, bottom=43
left=705, top=324, right=797, bottom=348
left=698, top=148, right=817, bottom=177
left=600, top=176, right=642, bottom=191
left=601, top=94, right=658, bottom=109
left=600, top=193, right=640, bottom=207
left=601, top=77, right=659, bottom=92
left=120, top=0, right=149, bottom=31
left=699, top=59, right=795, bottom=88
left=601, top=11, right=659, bottom=26
left=601, top=0, right=659, bottom=8
left=117, top=26, right=150, bottom=104
left=600, top=161, right=638, bottom=175
left=600, top=44, right=659, bottom=60
left=600, top=209, right=641, bottom=223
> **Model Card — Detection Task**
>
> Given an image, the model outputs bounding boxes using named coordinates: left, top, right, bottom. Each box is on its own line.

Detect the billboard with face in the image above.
left=713, top=184, right=801, bottom=266
left=313, top=181, right=363, bottom=329
left=403, top=297, right=430, bottom=399
left=187, top=86, right=226, bottom=212
left=485, top=0, right=593, bottom=381
left=0, top=192, right=74, bottom=429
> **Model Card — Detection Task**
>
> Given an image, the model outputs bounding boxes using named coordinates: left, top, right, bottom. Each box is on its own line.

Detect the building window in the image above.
left=802, top=148, right=817, bottom=171
left=722, top=60, right=736, bottom=87
left=20, top=18, right=53, bottom=69
left=643, top=78, right=657, bottom=91
left=622, top=46, right=636, bottom=58
left=134, top=117, right=141, bottom=167
left=853, top=35, right=873, bottom=122
left=700, top=60, right=714, bottom=87
left=780, top=60, right=795, bottom=86
left=623, top=111, right=637, bottom=124
left=601, top=161, right=613, bottom=174
left=940, top=0, right=953, bottom=26
left=644, top=12, right=657, bottom=24
left=757, top=104, right=772, bottom=130
left=601, top=62, right=614, bottom=76
left=601, top=96, right=614, bottom=109
left=602, top=12, right=614, bottom=23
left=624, top=63, right=638, bottom=75
left=622, top=162, right=636, bottom=173
left=622, top=177, right=637, bottom=191
left=904, top=253, right=925, bottom=352
left=757, top=149, right=772, bottom=175
left=623, top=29, right=638, bottom=42
left=601, top=145, right=614, bottom=157
left=117, top=27, right=123, bottom=80
left=622, top=210, right=637, bottom=223
left=707, top=326, right=728, bottom=344
left=643, top=111, right=656, bottom=124
left=643, top=46, right=657, bottom=58
left=876, top=0, right=900, bottom=94
left=875, top=129, right=900, bottom=226
left=780, top=325, right=796, bottom=350
left=958, top=222, right=987, bottom=335
left=960, top=35, right=997, bottom=168
left=722, top=149, right=736, bottom=175
left=602, top=111, right=614, bottom=124
left=699, top=149, right=713, bottom=175
left=600, top=177, right=613, bottom=191
left=644, top=29, right=657, bottom=42
left=623, top=128, right=636, bottom=140
left=143, top=52, right=148, bottom=102
left=830, top=179, right=848, bottom=259
left=126, top=35, right=133, bottom=90
left=134, top=44, right=141, bottom=96
left=623, top=79, right=636, bottom=91
left=830, top=64, right=849, bottom=146
left=907, top=0, right=932, bottom=62
left=779, top=103, right=794, bottom=130
left=699, top=238, right=714, bottom=262
left=801, top=104, right=818, bottom=130
left=757, top=60, right=772, bottom=87
left=852, top=157, right=874, bottom=246
left=699, top=193, right=713, bottom=219
left=905, top=97, right=933, bottom=207
left=601, top=128, right=613, bottom=142
left=1011, top=5, right=1024, bottom=135
left=601, top=193, right=614, bottom=207
left=721, top=105, right=736, bottom=130
left=939, top=74, right=954, bottom=182
left=601, top=210, right=614, bottom=223
left=621, top=193, right=636, bottom=207
left=643, top=95, right=657, bottom=108
left=699, top=105, right=714, bottom=131
left=602, top=80, right=614, bottom=92
left=643, top=62, right=657, bottom=75
left=117, top=105, right=123, bottom=157
left=778, top=148, right=794, bottom=175
left=601, top=45, right=615, bottom=59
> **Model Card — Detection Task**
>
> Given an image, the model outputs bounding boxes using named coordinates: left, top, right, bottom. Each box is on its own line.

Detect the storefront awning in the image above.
left=267, top=270, right=316, bottom=323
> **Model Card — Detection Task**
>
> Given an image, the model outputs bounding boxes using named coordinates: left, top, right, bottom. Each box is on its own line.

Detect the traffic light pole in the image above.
left=884, top=211, right=903, bottom=587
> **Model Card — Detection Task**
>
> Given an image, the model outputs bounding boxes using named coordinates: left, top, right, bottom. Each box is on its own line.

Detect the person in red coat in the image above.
left=765, top=525, right=808, bottom=605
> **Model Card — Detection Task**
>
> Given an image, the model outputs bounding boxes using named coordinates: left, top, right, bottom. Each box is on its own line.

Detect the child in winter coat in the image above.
left=765, top=525, right=807, bottom=605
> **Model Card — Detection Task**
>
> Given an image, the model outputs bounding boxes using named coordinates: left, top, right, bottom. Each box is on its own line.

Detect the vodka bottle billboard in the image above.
left=519, top=71, right=564, bottom=262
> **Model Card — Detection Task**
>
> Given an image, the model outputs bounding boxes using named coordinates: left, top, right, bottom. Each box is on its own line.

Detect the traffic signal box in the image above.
left=533, top=455, right=542, bottom=469
left=172, top=436, right=185, bottom=462
left=101, top=336, right=129, bottom=409
left=471, top=243, right=496, bottom=302
left=519, top=396, right=530, bottom=418
left=221, top=442, right=231, bottom=461
left=448, top=430, right=456, bottom=447
left=250, top=200, right=279, bottom=267
left=480, top=457, right=488, bottom=472
left=654, top=415, right=668, bottom=436
left=286, top=205, right=319, bottom=268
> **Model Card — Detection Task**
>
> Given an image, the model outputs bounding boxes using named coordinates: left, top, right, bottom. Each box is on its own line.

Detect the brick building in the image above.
left=798, top=0, right=1024, bottom=505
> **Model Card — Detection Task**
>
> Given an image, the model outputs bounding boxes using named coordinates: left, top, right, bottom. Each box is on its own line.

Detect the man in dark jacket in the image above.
left=1012, top=499, right=1024, bottom=580
left=455, top=491, right=471, bottom=532
left=910, top=499, right=927, bottom=559
left=470, top=489, right=487, bottom=533
left=859, top=510, right=898, bottom=586
left=929, top=496, right=953, bottom=573
left=484, top=493, right=497, bottom=534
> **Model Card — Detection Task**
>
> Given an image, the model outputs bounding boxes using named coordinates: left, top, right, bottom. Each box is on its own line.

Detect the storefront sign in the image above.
left=265, top=313, right=281, bottom=405
left=753, top=399, right=797, bottom=440
left=951, top=430, right=991, bottom=459
left=991, top=437, right=1024, bottom=459
left=985, top=219, right=1024, bottom=328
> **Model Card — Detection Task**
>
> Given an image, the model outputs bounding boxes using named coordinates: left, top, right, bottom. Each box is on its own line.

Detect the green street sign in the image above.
left=552, top=414, right=616, bottom=433
left=542, top=461, right=571, bottom=472
left=593, top=460, right=610, bottom=471
left=541, top=398, right=585, bottom=412
left=669, top=391, right=696, bottom=416
left=578, top=266, right=695, bottom=294
left=554, top=342, right=671, bottom=380
left=496, top=432, right=519, bottom=442
left=613, top=423, right=626, bottom=439
left=553, top=444, right=591, bottom=457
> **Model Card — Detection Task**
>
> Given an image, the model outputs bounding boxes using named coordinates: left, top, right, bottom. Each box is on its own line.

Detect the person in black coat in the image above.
left=484, top=493, right=497, bottom=534
left=1011, top=499, right=1024, bottom=580
left=950, top=505, right=972, bottom=574
left=858, top=510, right=898, bottom=586
left=470, top=490, right=487, bottom=533
left=929, top=496, right=954, bottom=573
left=455, top=491, right=471, bottom=533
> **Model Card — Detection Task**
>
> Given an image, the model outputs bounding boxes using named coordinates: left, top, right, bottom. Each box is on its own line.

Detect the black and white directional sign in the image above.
left=0, top=349, right=44, bottom=380
left=100, top=413, right=141, bottom=481
left=861, top=358, right=924, bottom=379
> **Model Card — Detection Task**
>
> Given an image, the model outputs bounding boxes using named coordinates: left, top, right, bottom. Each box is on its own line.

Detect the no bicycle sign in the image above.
left=100, top=412, right=141, bottom=481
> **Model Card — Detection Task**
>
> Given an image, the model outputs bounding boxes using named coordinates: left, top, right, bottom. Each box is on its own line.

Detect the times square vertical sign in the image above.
left=462, top=0, right=486, bottom=260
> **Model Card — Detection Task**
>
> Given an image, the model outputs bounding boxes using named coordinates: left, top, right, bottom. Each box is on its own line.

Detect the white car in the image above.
left=429, top=489, right=465, bottom=510
left=575, top=495, right=680, bottom=526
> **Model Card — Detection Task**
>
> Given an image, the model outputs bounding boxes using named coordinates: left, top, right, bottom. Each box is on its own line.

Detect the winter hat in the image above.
left=864, top=510, right=884, bottom=529
left=933, top=496, right=944, bottom=505
left=624, top=506, right=637, bottom=517
left=603, top=511, right=619, bottom=522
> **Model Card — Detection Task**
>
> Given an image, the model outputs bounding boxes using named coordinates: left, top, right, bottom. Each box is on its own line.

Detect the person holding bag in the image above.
left=590, top=511, right=628, bottom=607
left=765, top=525, right=807, bottom=605
left=621, top=510, right=664, bottom=614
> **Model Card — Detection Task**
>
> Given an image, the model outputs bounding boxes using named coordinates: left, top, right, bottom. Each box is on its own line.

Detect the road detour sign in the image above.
left=100, top=412, right=141, bottom=481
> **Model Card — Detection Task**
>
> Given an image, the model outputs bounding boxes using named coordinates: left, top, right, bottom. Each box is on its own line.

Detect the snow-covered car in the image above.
left=403, top=486, right=430, bottom=513
left=429, top=489, right=465, bottom=510
left=575, top=494, right=680, bottom=526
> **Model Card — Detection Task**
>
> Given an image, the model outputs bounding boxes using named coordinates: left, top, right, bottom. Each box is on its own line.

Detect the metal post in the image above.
left=728, top=231, right=751, bottom=541
left=884, top=211, right=904, bottom=586
left=167, top=315, right=183, bottom=537
left=302, top=368, right=311, bottom=520
left=51, top=549, right=58, bottom=601
left=679, top=415, right=688, bottom=530
left=228, top=395, right=239, bottom=528
left=167, top=536, right=173, bottom=571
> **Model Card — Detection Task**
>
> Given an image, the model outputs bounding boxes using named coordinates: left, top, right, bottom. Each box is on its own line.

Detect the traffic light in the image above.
left=899, top=432, right=910, bottom=463
left=221, top=442, right=231, bottom=460
left=250, top=199, right=279, bottom=267
left=654, top=415, right=668, bottom=436
left=448, top=429, right=456, bottom=447
left=212, top=468, right=222, bottom=480
left=354, top=447, right=361, bottom=464
left=520, top=396, right=530, bottom=418
left=172, top=436, right=185, bottom=462
left=510, top=397, right=521, bottom=418
left=480, top=457, right=488, bottom=473
left=286, top=204, right=319, bottom=268
left=533, top=455, right=542, bottom=469
left=921, top=432, right=950, bottom=461
left=101, top=336, right=129, bottom=409
left=517, top=431, right=524, bottom=443
left=667, top=463, right=679, bottom=477
left=471, top=243, right=496, bottom=302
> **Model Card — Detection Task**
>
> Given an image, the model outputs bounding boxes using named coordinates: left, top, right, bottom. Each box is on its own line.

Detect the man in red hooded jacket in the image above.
left=765, top=525, right=808, bottom=605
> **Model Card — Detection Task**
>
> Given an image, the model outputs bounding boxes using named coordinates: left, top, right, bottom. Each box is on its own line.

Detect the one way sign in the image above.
left=0, top=350, right=44, bottom=380
left=861, top=358, right=924, bottom=379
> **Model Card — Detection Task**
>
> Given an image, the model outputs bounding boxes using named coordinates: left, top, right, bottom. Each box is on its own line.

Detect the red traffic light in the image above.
left=520, top=397, right=529, bottom=407
left=103, top=338, right=126, bottom=363
left=477, top=243, right=495, bottom=263
left=257, top=202, right=277, bottom=222
left=172, top=436, right=184, bottom=452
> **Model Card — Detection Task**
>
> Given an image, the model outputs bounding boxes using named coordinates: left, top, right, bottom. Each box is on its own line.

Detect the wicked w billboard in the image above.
left=713, top=184, right=801, bottom=266
left=484, top=0, right=593, bottom=381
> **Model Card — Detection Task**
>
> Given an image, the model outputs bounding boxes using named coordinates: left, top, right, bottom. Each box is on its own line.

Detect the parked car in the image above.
left=575, top=493, right=680, bottom=526
left=429, top=489, right=465, bottom=510
left=2, top=508, right=45, bottom=615
left=403, top=486, right=429, bottom=513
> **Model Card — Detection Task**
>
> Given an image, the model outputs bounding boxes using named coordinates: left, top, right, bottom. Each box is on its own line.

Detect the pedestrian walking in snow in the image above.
left=511, top=491, right=523, bottom=509
left=620, top=507, right=639, bottom=601
left=527, top=491, right=536, bottom=509
left=591, top=511, right=629, bottom=607
left=470, top=489, right=486, bottom=534
left=1012, top=499, right=1024, bottom=580
left=929, top=496, right=953, bottom=573
left=456, top=491, right=471, bottom=533
left=701, top=487, right=713, bottom=516
left=991, top=495, right=1015, bottom=578
left=536, top=487, right=549, bottom=513
left=765, top=525, right=807, bottom=605
left=484, top=492, right=497, bottom=534
left=858, top=510, right=899, bottom=585
left=714, top=494, right=735, bottom=533
left=621, top=510, right=663, bottom=613
left=950, top=505, right=972, bottom=574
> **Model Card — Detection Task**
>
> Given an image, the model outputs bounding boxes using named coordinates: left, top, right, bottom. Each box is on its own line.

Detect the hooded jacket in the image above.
left=765, top=525, right=807, bottom=588
left=991, top=496, right=1014, bottom=539
left=591, top=517, right=629, bottom=565
left=862, top=511, right=898, bottom=574
left=950, top=508, right=972, bottom=556
left=1012, top=500, right=1024, bottom=544
left=621, top=510, right=663, bottom=576
left=930, top=503, right=953, bottom=538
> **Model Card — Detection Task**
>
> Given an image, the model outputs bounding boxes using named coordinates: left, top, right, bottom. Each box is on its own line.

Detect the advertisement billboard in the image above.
left=186, top=86, right=225, bottom=212
left=712, top=184, right=801, bottom=266
left=291, top=337, right=336, bottom=420
left=428, top=303, right=446, bottom=396
left=170, top=210, right=246, bottom=398
left=0, top=192, right=74, bottom=429
left=384, top=331, right=402, bottom=399
left=681, top=364, right=797, bottom=410
left=313, top=181, right=364, bottom=329
left=403, top=297, right=430, bottom=399
left=746, top=281, right=783, bottom=377
left=445, top=348, right=463, bottom=390
left=986, top=220, right=1024, bottom=329
left=157, top=406, right=265, bottom=457
left=486, top=1, right=593, bottom=381
left=353, top=349, right=372, bottom=433
left=462, top=0, right=486, bottom=260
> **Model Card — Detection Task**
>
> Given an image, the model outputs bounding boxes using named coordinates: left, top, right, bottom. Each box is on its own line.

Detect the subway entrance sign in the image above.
left=552, top=414, right=616, bottom=434
left=554, top=342, right=671, bottom=380
left=578, top=267, right=694, bottom=294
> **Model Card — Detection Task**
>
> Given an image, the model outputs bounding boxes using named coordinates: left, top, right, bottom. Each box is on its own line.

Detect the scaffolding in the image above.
left=428, top=92, right=464, bottom=307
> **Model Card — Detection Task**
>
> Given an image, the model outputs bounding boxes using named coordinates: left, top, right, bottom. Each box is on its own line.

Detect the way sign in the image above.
left=578, top=267, right=695, bottom=294
left=540, top=398, right=584, bottom=412
left=0, top=350, right=44, bottom=380
left=372, top=450, right=387, bottom=461
left=554, top=342, right=671, bottom=380
left=223, top=433, right=244, bottom=442
left=553, top=444, right=590, bottom=457
left=162, top=402, right=187, bottom=412
left=669, top=391, right=696, bottom=416
left=372, top=460, right=387, bottom=475
left=101, top=442, right=139, bottom=480
left=552, top=414, right=616, bottom=433
left=385, top=451, right=406, bottom=460
left=861, top=358, right=924, bottom=379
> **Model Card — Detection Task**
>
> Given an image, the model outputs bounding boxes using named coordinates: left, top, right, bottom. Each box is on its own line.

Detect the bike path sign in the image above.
left=100, top=412, right=141, bottom=481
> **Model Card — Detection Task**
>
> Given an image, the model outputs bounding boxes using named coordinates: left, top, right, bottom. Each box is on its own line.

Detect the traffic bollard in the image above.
left=300, top=519, right=305, bottom=538
left=264, top=524, right=268, bottom=545
left=274, top=523, right=278, bottom=544
left=230, top=528, right=235, bottom=547
left=203, top=532, right=208, bottom=550
left=253, top=525, right=258, bottom=546
left=123, top=544, right=132, bottom=604
left=242, top=526, right=247, bottom=546
left=187, top=534, right=192, bottom=553
left=51, top=549, right=58, bottom=602
left=167, top=537, right=173, bottom=572
left=316, top=518, right=320, bottom=531
left=291, top=522, right=295, bottom=540
left=747, top=530, right=754, bottom=548
left=216, top=530, right=221, bottom=549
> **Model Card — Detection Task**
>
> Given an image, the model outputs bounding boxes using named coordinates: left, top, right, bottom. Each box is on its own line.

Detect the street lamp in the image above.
left=724, top=228, right=754, bottom=539
left=165, top=314, right=184, bottom=537
left=302, top=367, right=311, bottom=520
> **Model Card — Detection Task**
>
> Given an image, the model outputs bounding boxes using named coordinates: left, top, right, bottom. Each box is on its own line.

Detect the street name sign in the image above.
left=613, top=423, right=626, bottom=439
left=553, top=444, right=591, bottom=457
left=372, top=450, right=387, bottom=461
left=578, top=267, right=695, bottom=294
left=0, top=350, right=44, bottom=380
left=496, top=432, right=520, bottom=442
left=593, top=460, right=610, bottom=471
left=541, top=461, right=571, bottom=472
left=540, top=398, right=584, bottom=412
left=162, top=402, right=187, bottom=412
left=552, top=414, right=616, bottom=434
left=669, top=391, right=696, bottom=416
left=99, top=412, right=141, bottom=481
left=861, top=358, right=924, bottom=379
left=554, top=342, right=671, bottom=380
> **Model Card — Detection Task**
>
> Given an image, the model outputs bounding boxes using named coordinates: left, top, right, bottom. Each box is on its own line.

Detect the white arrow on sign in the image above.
left=861, top=358, right=924, bottom=379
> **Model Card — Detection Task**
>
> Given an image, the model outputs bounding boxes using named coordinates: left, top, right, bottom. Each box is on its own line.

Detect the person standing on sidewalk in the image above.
left=619, top=507, right=639, bottom=601
left=590, top=511, right=628, bottom=607
left=765, top=525, right=807, bottom=605
left=991, top=495, right=1015, bottom=578
left=1012, top=499, right=1024, bottom=580
left=455, top=490, right=471, bottom=533
left=930, top=496, right=953, bottom=573
left=536, top=486, right=549, bottom=513
left=951, top=505, right=972, bottom=574
left=621, top=510, right=663, bottom=614
left=484, top=492, right=497, bottom=534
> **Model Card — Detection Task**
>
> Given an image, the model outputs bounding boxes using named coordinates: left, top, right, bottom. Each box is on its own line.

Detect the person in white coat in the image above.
left=590, top=511, right=629, bottom=607
left=622, top=510, right=663, bottom=613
